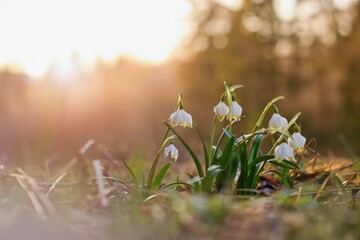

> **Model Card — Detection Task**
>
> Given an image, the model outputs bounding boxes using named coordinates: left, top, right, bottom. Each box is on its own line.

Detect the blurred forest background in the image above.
left=0, top=0, right=359, bottom=165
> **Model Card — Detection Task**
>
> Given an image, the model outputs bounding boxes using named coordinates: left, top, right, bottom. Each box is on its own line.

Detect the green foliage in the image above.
left=164, top=82, right=303, bottom=195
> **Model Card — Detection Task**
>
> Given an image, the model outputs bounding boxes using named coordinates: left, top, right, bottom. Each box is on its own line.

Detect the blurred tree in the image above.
left=339, top=3, right=360, bottom=148
left=179, top=0, right=360, bottom=151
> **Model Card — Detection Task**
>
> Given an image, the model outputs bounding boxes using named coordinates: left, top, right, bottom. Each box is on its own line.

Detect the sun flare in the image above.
left=0, top=0, right=191, bottom=78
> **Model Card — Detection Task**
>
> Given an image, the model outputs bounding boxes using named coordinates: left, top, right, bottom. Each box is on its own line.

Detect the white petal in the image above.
left=164, top=144, right=178, bottom=161
left=214, top=101, right=229, bottom=121
left=169, top=109, right=192, bottom=128
left=227, top=101, right=242, bottom=121
left=288, top=132, right=306, bottom=153
left=164, top=146, right=171, bottom=157
left=169, top=110, right=180, bottom=126
left=269, top=113, right=288, bottom=131
left=274, top=142, right=294, bottom=161
left=184, top=111, right=193, bottom=127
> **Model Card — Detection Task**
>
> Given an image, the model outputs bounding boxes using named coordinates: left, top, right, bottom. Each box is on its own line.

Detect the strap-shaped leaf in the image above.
left=165, top=122, right=204, bottom=177
left=218, top=136, right=235, bottom=168
left=264, top=170, right=290, bottom=188
left=252, top=96, right=284, bottom=133
left=248, top=134, right=264, bottom=163
left=195, top=126, right=210, bottom=170
left=248, top=155, right=274, bottom=170
left=269, top=160, right=299, bottom=169
left=151, top=162, right=171, bottom=190
left=202, top=165, right=224, bottom=193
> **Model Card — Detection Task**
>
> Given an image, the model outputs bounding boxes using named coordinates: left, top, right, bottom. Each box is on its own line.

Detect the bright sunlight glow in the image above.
left=0, top=0, right=191, bottom=78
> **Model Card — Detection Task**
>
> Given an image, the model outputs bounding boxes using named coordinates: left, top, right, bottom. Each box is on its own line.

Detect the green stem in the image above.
left=224, top=82, right=233, bottom=134
left=147, top=127, right=170, bottom=188
left=252, top=96, right=284, bottom=133
left=208, top=116, right=217, bottom=162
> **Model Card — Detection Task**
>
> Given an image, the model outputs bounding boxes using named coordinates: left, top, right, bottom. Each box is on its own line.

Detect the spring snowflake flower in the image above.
left=268, top=113, right=288, bottom=132
left=227, top=101, right=242, bottom=121
left=164, top=144, right=178, bottom=161
left=274, top=142, right=294, bottom=161
left=214, top=101, right=229, bottom=121
left=169, top=109, right=192, bottom=128
left=288, top=132, right=306, bottom=153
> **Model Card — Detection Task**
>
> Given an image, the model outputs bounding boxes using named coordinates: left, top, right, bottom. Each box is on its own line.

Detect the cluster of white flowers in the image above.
left=269, top=113, right=307, bottom=161
left=164, top=94, right=307, bottom=164
left=213, top=99, right=242, bottom=122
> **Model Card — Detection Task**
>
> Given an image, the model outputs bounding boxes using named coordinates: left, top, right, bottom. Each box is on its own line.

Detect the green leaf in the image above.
left=265, top=170, right=291, bottom=188
left=188, top=176, right=202, bottom=184
left=235, top=143, right=248, bottom=191
left=269, top=160, right=296, bottom=169
left=151, top=162, right=171, bottom=190
left=165, top=122, right=204, bottom=177
left=214, top=136, right=235, bottom=192
left=273, top=129, right=292, bottom=139
left=212, top=134, right=226, bottom=165
left=334, top=174, right=346, bottom=193
left=187, top=175, right=202, bottom=192
left=248, top=134, right=264, bottom=163
left=123, top=160, right=138, bottom=184
left=202, top=165, right=224, bottom=193
left=252, top=96, right=284, bottom=133
left=288, top=112, right=302, bottom=128
left=282, top=160, right=300, bottom=169
left=162, top=180, right=195, bottom=190
left=147, top=128, right=171, bottom=189
left=195, top=126, right=210, bottom=170
left=248, top=155, right=274, bottom=170
left=217, top=150, right=240, bottom=192
left=247, top=155, right=274, bottom=189
left=223, top=128, right=234, bottom=138
left=218, top=136, right=235, bottom=168
left=229, top=84, right=244, bottom=91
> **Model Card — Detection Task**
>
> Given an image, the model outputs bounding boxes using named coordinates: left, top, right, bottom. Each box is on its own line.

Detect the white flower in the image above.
left=288, top=132, right=306, bottom=153
left=274, top=142, right=294, bottom=161
left=227, top=101, right=242, bottom=121
left=268, top=113, right=288, bottom=132
left=213, top=101, right=229, bottom=121
left=169, top=109, right=192, bottom=128
left=164, top=144, right=178, bottom=161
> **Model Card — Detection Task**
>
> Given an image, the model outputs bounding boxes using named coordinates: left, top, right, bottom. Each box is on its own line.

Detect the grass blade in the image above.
left=123, top=159, right=138, bottom=184
left=45, top=172, right=67, bottom=198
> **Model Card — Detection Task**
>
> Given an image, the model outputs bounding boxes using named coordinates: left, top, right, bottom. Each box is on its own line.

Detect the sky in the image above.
left=0, top=0, right=192, bottom=77
left=1, top=0, right=351, bottom=78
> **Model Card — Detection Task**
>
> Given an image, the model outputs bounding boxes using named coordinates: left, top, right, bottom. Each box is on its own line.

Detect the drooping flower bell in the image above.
left=268, top=113, right=288, bottom=132
left=227, top=95, right=242, bottom=121
left=213, top=101, right=229, bottom=122
left=274, top=142, right=294, bottom=161
left=169, top=94, right=193, bottom=128
left=164, top=143, right=178, bottom=161
left=169, top=109, right=193, bottom=128
left=288, top=132, right=306, bottom=153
